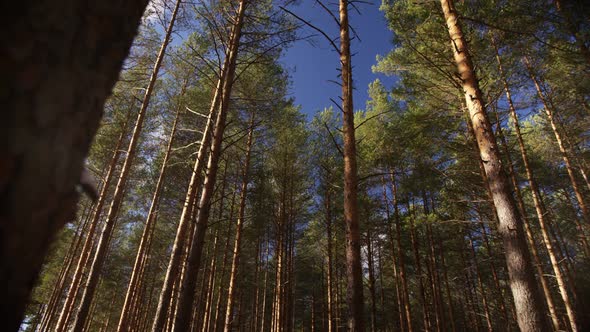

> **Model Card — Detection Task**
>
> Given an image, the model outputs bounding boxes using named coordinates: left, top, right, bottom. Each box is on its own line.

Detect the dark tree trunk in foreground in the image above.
left=439, top=0, right=549, bottom=331
left=0, top=1, right=148, bottom=329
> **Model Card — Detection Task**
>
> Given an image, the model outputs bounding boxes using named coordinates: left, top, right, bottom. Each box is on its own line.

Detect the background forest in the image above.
left=20, top=0, right=590, bottom=331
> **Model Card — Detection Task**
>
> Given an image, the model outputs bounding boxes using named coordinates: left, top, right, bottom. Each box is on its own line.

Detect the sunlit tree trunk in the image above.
left=525, top=57, right=589, bottom=227
left=440, top=1, right=549, bottom=330
left=118, top=76, right=185, bottom=332
left=151, top=35, right=231, bottom=332
left=491, top=39, right=563, bottom=331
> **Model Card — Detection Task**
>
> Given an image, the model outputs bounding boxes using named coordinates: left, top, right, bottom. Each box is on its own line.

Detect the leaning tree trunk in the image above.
left=117, top=77, right=185, bottom=332
left=224, top=114, right=255, bottom=332
left=1, top=1, right=148, bottom=329
left=439, top=1, right=549, bottom=331
left=173, top=3, right=247, bottom=329
left=69, top=1, right=181, bottom=328
left=493, top=48, right=576, bottom=330
left=150, top=81, right=222, bottom=331
left=524, top=57, right=590, bottom=225
left=490, top=38, right=563, bottom=330
left=338, top=1, right=364, bottom=331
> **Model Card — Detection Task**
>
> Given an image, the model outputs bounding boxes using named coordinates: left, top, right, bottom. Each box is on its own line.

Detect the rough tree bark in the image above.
left=1, top=1, right=148, bottom=329
left=439, top=0, right=549, bottom=331
left=338, top=1, right=364, bottom=331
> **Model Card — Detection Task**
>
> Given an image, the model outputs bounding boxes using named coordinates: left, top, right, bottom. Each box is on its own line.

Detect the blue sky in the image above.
left=280, top=0, right=398, bottom=119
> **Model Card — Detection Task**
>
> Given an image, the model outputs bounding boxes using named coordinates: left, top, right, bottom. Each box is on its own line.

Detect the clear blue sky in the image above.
left=280, top=0, right=397, bottom=119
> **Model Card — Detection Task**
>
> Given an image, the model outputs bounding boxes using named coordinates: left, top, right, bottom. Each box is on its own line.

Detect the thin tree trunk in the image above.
left=440, top=1, right=549, bottom=330
left=467, top=229, right=493, bottom=332
left=437, top=235, right=456, bottom=332
left=224, top=114, right=255, bottom=332
left=389, top=172, right=413, bottom=332
left=407, top=198, right=430, bottom=331
left=325, top=179, right=336, bottom=332
left=213, top=185, right=239, bottom=332
left=366, top=227, right=377, bottom=332
left=260, top=235, right=270, bottom=332
left=460, top=239, right=481, bottom=332
left=202, top=229, right=220, bottom=332
left=525, top=57, right=589, bottom=226
left=380, top=177, right=404, bottom=332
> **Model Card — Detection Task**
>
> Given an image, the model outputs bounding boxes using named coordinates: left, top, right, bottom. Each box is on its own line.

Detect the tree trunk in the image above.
left=490, top=38, right=563, bottom=330
left=439, top=1, right=549, bottom=330
left=151, top=49, right=229, bottom=332
left=407, top=197, right=430, bottom=331
left=173, top=2, right=247, bottom=330
left=118, top=73, right=185, bottom=331
left=389, top=172, right=413, bottom=332
left=325, top=179, right=336, bottom=332
left=524, top=56, right=589, bottom=225
left=338, top=1, right=364, bottom=331
left=366, top=227, right=377, bottom=332
left=437, top=235, right=456, bottom=332
left=467, top=229, right=493, bottom=332
left=224, top=114, right=255, bottom=332
left=380, top=177, right=404, bottom=332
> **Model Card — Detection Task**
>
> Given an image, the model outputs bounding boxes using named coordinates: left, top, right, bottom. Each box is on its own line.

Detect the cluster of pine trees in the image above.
left=17, top=0, right=589, bottom=331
